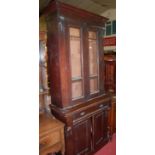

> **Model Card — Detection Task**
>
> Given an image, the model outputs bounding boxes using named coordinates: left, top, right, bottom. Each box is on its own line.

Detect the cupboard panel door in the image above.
left=110, top=97, right=116, bottom=134
left=73, top=118, right=92, bottom=155
left=93, top=110, right=109, bottom=149
left=93, top=112, right=104, bottom=149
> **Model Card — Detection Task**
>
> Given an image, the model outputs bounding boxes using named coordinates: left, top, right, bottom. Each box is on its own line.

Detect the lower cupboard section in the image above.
left=51, top=96, right=112, bottom=155
left=66, top=105, right=111, bottom=155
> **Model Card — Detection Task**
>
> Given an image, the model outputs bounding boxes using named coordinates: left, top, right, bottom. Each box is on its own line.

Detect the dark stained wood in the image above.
left=51, top=94, right=110, bottom=114
left=93, top=104, right=111, bottom=150
left=39, top=0, right=57, bottom=17
left=73, top=118, right=92, bottom=155
left=42, top=1, right=113, bottom=155
left=104, top=52, right=116, bottom=93
left=110, top=95, right=116, bottom=134
left=46, top=14, right=63, bottom=108
left=41, top=0, right=108, bottom=25
left=50, top=95, right=112, bottom=155
left=104, top=52, right=116, bottom=136
left=94, top=112, right=105, bottom=149
left=98, top=29, right=105, bottom=94
left=45, top=3, right=108, bottom=108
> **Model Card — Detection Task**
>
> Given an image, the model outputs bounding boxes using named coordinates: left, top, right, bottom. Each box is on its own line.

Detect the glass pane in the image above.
left=72, top=81, right=83, bottom=99
left=69, top=27, right=80, bottom=37
left=88, top=31, right=97, bottom=39
left=89, top=40, right=98, bottom=76
left=70, top=37, right=82, bottom=77
left=90, top=78, right=98, bottom=93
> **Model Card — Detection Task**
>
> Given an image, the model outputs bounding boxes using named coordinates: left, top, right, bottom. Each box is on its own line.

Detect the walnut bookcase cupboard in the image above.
left=42, top=1, right=113, bottom=155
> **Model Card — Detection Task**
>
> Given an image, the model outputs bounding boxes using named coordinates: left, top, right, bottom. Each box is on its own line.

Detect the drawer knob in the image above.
left=99, top=105, right=110, bottom=110
left=80, top=112, right=85, bottom=116
left=99, top=104, right=103, bottom=108
left=67, top=126, right=72, bottom=132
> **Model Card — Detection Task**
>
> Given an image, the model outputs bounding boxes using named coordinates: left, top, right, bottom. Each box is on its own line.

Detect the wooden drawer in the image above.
left=39, top=131, right=60, bottom=151
left=73, top=102, right=110, bottom=121
left=95, top=102, right=111, bottom=111
left=73, top=108, right=93, bottom=120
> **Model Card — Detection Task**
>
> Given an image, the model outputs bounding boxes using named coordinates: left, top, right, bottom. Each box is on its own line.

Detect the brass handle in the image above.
left=67, top=126, right=72, bottom=132
left=80, top=112, right=85, bottom=116
left=99, top=105, right=108, bottom=109
left=99, top=104, right=103, bottom=108
left=99, top=105, right=110, bottom=110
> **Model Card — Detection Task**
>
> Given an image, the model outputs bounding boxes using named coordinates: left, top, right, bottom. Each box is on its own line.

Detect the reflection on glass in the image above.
left=70, top=38, right=81, bottom=77
left=88, top=31, right=97, bottom=39
left=69, top=27, right=83, bottom=100
left=88, top=31, right=99, bottom=94
left=90, top=78, right=98, bottom=93
left=89, top=40, right=98, bottom=76
left=70, top=27, right=80, bottom=37
left=72, top=81, right=83, bottom=99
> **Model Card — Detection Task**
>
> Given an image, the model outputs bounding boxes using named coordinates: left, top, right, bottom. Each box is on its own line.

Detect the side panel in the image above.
left=46, top=14, right=62, bottom=107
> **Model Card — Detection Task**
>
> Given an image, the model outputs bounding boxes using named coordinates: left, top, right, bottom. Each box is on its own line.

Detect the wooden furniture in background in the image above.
left=104, top=52, right=116, bottom=135
left=39, top=40, right=51, bottom=114
left=39, top=114, right=65, bottom=155
left=42, top=1, right=112, bottom=155
left=110, top=95, right=116, bottom=134
left=104, top=52, right=116, bottom=93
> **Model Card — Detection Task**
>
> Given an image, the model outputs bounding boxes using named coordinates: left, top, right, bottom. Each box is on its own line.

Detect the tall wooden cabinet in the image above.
left=42, top=1, right=112, bottom=155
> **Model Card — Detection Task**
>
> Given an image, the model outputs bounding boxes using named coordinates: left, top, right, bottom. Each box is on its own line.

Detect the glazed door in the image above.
left=73, top=118, right=92, bottom=155
left=68, top=25, right=105, bottom=103
left=93, top=107, right=111, bottom=149
left=87, top=28, right=105, bottom=98
left=69, top=27, right=84, bottom=101
left=88, top=30, right=100, bottom=95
